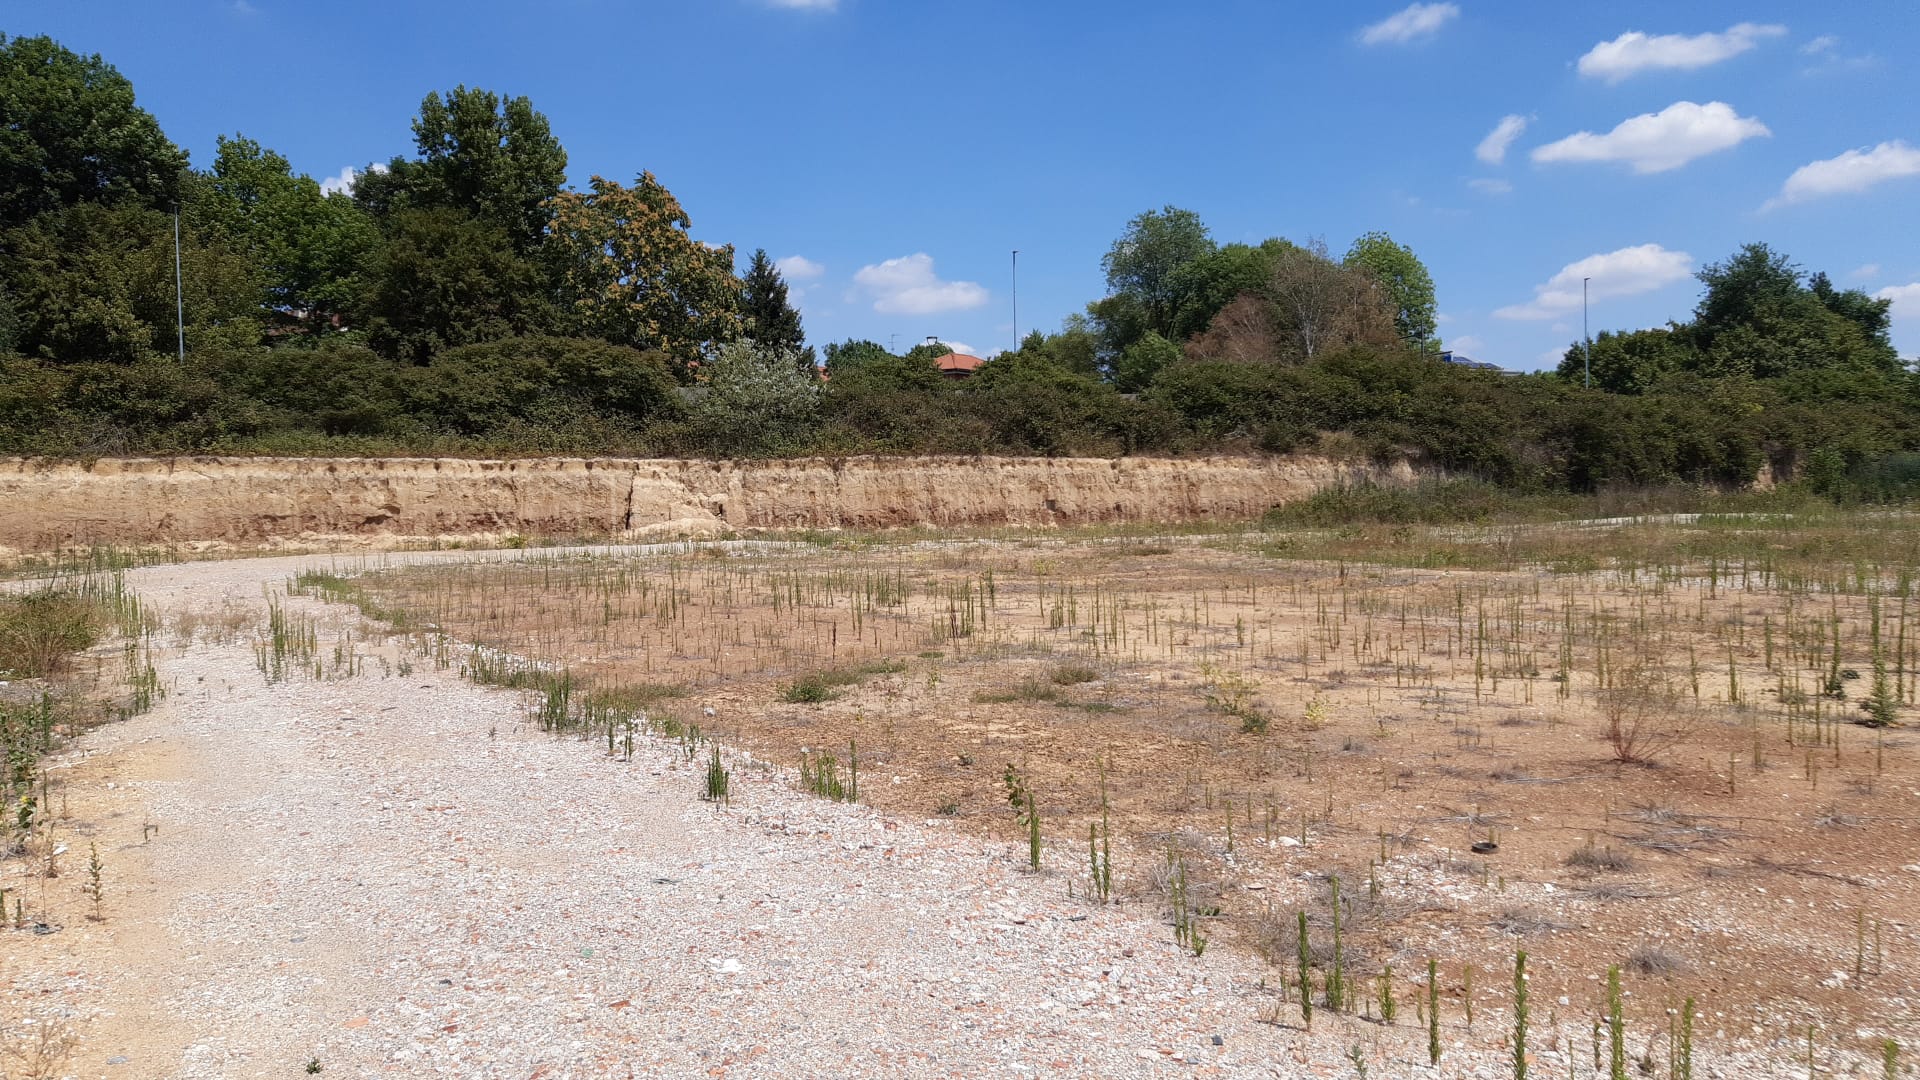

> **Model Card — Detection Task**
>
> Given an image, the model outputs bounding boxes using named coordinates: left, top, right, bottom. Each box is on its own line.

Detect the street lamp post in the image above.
left=1582, top=276, right=1591, bottom=389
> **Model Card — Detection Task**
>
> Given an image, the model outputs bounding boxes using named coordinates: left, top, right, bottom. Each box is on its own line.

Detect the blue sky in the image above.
left=11, top=0, right=1919, bottom=368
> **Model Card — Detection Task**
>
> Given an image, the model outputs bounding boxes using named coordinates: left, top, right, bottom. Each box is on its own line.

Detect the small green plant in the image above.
left=1325, top=875, right=1345, bottom=1011
left=1607, top=965, right=1626, bottom=1080
left=1378, top=963, right=1396, bottom=1024
left=1027, top=791, right=1041, bottom=871
left=1169, top=854, right=1205, bottom=956
left=1427, top=958, right=1441, bottom=1064
left=798, top=740, right=858, bottom=802
left=702, top=745, right=730, bottom=807
left=306, top=1057, right=323, bottom=1074
left=783, top=673, right=834, bottom=704
left=1513, top=950, right=1529, bottom=1080
left=1296, top=910, right=1313, bottom=1026
left=84, top=842, right=103, bottom=921
left=1884, top=1038, right=1898, bottom=1080
left=1678, top=996, right=1696, bottom=1080
left=1088, top=759, right=1113, bottom=903
left=1345, top=1043, right=1368, bottom=1080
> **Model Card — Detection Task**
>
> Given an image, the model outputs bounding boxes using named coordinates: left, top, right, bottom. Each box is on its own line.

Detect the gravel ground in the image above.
left=1, top=549, right=1833, bottom=1078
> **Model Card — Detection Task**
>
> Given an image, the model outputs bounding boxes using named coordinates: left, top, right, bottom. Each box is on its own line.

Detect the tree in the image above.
left=0, top=34, right=187, bottom=230
left=1096, top=206, right=1216, bottom=350
left=1344, top=232, right=1437, bottom=346
left=823, top=339, right=896, bottom=374
left=401, top=86, right=567, bottom=251
left=1554, top=327, right=1692, bottom=394
left=1186, top=295, right=1282, bottom=366
left=1266, top=241, right=1399, bottom=361
left=1114, top=331, right=1182, bottom=392
left=1168, top=239, right=1297, bottom=342
left=202, top=135, right=376, bottom=320
left=354, top=206, right=553, bottom=362
left=691, top=340, right=819, bottom=454
left=1690, top=243, right=1804, bottom=351
left=547, top=173, right=742, bottom=376
left=740, top=249, right=809, bottom=367
left=4, top=201, right=261, bottom=364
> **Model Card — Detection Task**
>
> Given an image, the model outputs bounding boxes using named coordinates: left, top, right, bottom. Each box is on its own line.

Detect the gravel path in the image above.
left=2, top=548, right=1805, bottom=1078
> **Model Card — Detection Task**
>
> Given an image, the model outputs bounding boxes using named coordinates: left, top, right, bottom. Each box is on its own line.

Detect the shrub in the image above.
left=0, top=591, right=101, bottom=678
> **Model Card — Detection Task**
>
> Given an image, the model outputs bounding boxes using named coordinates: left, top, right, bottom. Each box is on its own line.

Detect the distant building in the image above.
left=934, top=352, right=987, bottom=379
left=1438, top=349, right=1506, bottom=373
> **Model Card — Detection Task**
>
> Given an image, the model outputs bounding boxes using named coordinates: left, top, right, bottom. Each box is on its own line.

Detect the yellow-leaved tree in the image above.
left=546, top=173, right=742, bottom=378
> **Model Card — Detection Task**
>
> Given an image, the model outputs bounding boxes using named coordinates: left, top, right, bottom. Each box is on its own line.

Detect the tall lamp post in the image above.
left=1582, top=276, right=1591, bottom=389
left=1011, top=250, right=1020, bottom=351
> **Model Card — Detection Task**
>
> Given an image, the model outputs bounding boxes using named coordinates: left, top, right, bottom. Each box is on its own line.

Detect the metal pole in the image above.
left=1011, top=250, right=1020, bottom=350
left=1582, top=276, right=1590, bottom=389
left=174, top=210, right=186, bottom=362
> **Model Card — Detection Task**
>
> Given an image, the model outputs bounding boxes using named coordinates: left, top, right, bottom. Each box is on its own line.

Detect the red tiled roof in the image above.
left=935, top=352, right=986, bottom=374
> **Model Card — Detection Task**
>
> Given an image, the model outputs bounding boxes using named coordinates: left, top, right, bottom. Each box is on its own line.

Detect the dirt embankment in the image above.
left=0, top=454, right=1419, bottom=551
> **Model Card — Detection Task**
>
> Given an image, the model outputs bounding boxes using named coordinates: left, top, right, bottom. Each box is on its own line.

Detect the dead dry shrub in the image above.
left=1, top=1016, right=77, bottom=1080
left=1598, top=667, right=1693, bottom=765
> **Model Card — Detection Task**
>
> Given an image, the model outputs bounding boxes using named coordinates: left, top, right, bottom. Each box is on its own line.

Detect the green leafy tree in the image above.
left=1266, top=241, right=1399, bottom=360
left=0, top=34, right=187, bottom=230
left=822, top=339, right=896, bottom=374
left=1344, top=231, right=1437, bottom=347
left=354, top=206, right=553, bottom=362
left=378, top=86, right=568, bottom=251
left=740, top=249, right=809, bottom=368
left=4, top=201, right=261, bottom=364
left=1095, top=206, right=1216, bottom=352
left=1168, top=239, right=1297, bottom=342
left=410, top=336, right=679, bottom=435
left=692, top=340, right=820, bottom=454
left=202, top=135, right=376, bottom=320
left=1555, top=327, right=1693, bottom=394
left=547, top=173, right=742, bottom=376
left=1115, top=330, right=1183, bottom=392
left=1691, top=243, right=1804, bottom=351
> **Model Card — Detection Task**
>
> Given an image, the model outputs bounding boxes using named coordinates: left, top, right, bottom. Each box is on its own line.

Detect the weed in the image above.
left=0, top=592, right=100, bottom=678
left=798, top=740, right=858, bottom=802
left=1625, top=945, right=1683, bottom=977
left=1427, top=958, right=1440, bottom=1065
left=1513, top=949, right=1530, bottom=1080
left=1567, top=842, right=1636, bottom=873
left=1049, top=662, right=1099, bottom=685
left=702, top=745, right=730, bottom=807
left=84, top=842, right=103, bottom=921
left=1607, top=965, right=1626, bottom=1080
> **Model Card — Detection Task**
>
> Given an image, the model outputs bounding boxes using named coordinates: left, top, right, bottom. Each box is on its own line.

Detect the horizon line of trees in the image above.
left=2, top=32, right=1916, bottom=501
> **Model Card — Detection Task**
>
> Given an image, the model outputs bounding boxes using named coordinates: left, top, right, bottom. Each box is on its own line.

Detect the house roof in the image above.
left=935, top=352, right=986, bottom=375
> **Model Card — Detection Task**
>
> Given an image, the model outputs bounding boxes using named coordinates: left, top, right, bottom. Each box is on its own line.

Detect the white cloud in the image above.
left=776, top=255, right=825, bottom=281
left=1763, top=141, right=1920, bottom=210
left=1475, top=114, right=1528, bottom=165
left=319, top=161, right=386, bottom=197
left=1468, top=177, right=1513, bottom=195
left=1494, top=244, right=1694, bottom=321
left=1877, top=283, right=1920, bottom=314
left=938, top=340, right=980, bottom=357
left=1801, top=34, right=1839, bottom=56
left=1449, top=335, right=1486, bottom=353
left=1577, top=22, right=1785, bottom=82
left=852, top=254, right=989, bottom=316
left=1848, top=263, right=1881, bottom=281
left=1531, top=101, right=1768, bottom=174
left=1359, top=3, right=1459, bottom=46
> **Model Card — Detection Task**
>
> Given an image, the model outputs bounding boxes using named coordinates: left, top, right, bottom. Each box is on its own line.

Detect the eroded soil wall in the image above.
left=0, top=455, right=1418, bottom=551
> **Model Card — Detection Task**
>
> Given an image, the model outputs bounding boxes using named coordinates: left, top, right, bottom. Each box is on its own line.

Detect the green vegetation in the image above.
left=0, top=31, right=1912, bottom=489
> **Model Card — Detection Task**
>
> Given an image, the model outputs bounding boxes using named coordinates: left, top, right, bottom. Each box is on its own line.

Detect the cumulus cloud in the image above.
left=1531, top=101, right=1768, bottom=174
left=1877, top=283, right=1920, bottom=315
left=1801, top=34, right=1839, bottom=56
left=319, top=161, right=387, bottom=197
left=1359, top=3, right=1459, bottom=46
left=1849, top=263, right=1881, bottom=281
left=1494, top=244, right=1694, bottom=321
left=1577, top=22, right=1785, bottom=82
left=1475, top=114, right=1528, bottom=165
left=1763, top=141, right=1920, bottom=210
left=1468, top=178, right=1513, bottom=195
left=852, top=254, right=989, bottom=316
left=776, top=255, right=825, bottom=281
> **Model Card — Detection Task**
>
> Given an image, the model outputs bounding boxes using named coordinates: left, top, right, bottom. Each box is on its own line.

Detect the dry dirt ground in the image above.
left=3, top=538, right=1916, bottom=1078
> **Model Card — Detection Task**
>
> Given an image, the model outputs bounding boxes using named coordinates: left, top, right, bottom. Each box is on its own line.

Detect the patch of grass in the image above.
left=1625, top=944, right=1685, bottom=977
left=1048, top=662, right=1100, bottom=686
left=1566, top=844, right=1637, bottom=873
left=973, top=677, right=1061, bottom=704
left=0, top=591, right=101, bottom=678
left=585, top=682, right=688, bottom=712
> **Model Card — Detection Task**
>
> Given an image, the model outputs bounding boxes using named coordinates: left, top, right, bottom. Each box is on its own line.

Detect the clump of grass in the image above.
left=1625, top=944, right=1684, bottom=977
left=1049, top=662, right=1099, bottom=686
left=783, top=667, right=876, bottom=704
left=702, top=745, right=730, bottom=807
left=799, top=740, right=858, bottom=802
left=0, top=591, right=101, bottom=678
left=974, top=677, right=1060, bottom=704
left=1567, top=842, right=1636, bottom=873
